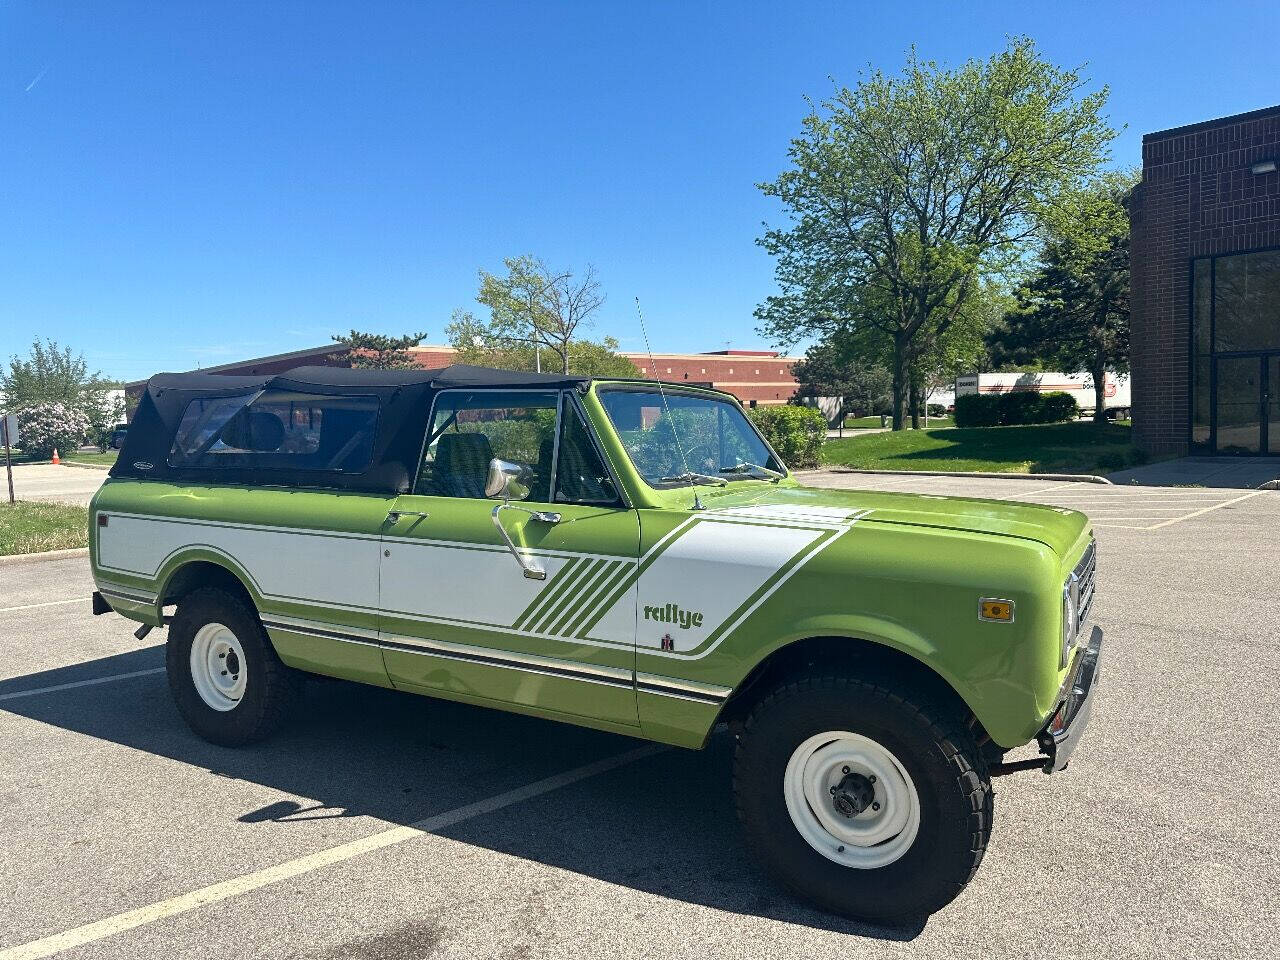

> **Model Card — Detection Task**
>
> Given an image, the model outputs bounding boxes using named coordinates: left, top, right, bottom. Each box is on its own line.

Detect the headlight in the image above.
left=1061, top=573, right=1079, bottom=668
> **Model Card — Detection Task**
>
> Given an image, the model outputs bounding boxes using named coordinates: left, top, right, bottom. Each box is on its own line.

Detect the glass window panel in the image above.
left=598, top=388, right=783, bottom=489
left=1213, top=250, right=1280, bottom=353
left=1192, top=258, right=1212, bottom=357
left=1214, top=357, right=1262, bottom=455
left=1192, top=357, right=1212, bottom=449
left=553, top=403, right=620, bottom=505
left=416, top=391, right=558, bottom=500
left=168, top=390, right=379, bottom=472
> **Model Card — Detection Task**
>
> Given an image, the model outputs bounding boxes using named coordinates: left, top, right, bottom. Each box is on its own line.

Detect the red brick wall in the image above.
left=1131, top=105, right=1280, bottom=454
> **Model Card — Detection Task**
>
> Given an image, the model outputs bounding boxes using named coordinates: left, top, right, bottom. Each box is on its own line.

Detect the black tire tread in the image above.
left=733, top=672, right=993, bottom=923
left=166, top=586, right=300, bottom=746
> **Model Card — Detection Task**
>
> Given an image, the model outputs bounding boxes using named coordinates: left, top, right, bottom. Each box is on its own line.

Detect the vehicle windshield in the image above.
left=597, top=388, right=786, bottom=488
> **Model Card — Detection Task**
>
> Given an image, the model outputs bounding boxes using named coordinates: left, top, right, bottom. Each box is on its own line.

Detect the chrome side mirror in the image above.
left=487, top=457, right=561, bottom=580
left=485, top=458, right=524, bottom=500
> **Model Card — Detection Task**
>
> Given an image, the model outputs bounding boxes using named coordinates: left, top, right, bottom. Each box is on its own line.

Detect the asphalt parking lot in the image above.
left=2, top=475, right=1279, bottom=959
left=3, top=464, right=109, bottom=507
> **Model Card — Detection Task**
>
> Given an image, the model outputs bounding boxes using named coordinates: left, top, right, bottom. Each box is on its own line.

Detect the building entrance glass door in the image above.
left=1270, top=357, right=1280, bottom=455
left=1213, top=355, right=1270, bottom=454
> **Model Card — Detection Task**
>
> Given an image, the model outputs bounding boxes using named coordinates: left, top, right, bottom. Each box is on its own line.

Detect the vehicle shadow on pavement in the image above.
left=2, top=649, right=926, bottom=942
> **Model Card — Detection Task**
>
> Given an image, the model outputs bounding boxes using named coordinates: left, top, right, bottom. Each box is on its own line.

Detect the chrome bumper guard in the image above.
left=1038, top=625, right=1103, bottom=773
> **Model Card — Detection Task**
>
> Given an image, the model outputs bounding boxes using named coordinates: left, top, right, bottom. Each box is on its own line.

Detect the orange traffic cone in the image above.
left=51, top=448, right=60, bottom=465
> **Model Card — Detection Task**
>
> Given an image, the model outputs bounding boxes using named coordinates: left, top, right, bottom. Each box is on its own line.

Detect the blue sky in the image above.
left=3, top=1, right=1278, bottom=382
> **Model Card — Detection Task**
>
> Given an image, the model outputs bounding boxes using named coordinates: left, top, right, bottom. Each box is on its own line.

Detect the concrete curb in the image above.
left=0, top=546, right=90, bottom=566
left=802, top=467, right=1113, bottom=484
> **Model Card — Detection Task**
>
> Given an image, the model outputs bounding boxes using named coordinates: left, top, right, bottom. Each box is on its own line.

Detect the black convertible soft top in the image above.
left=111, top=365, right=591, bottom=494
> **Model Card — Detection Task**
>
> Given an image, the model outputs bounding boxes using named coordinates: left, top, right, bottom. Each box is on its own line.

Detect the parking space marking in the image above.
left=1145, top=490, right=1265, bottom=528
left=0, top=599, right=84, bottom=614
left=0, top=668, right=166, bottom=703
left=0, top=743, right=665, bottom=960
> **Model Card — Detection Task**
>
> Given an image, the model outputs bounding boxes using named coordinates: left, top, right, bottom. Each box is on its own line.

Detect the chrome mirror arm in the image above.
left=491, top=502, right=561, bottom=579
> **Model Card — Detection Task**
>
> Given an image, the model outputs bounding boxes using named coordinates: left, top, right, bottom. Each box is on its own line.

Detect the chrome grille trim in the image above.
left=1074, top=539, right=1097, bottom=630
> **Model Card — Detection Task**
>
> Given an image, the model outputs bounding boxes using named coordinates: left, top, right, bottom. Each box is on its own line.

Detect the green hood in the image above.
left=694, top=481, right=1088, bottom=556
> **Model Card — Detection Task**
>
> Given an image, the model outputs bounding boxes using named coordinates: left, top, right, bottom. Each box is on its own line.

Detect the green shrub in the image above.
left=1037, top=392, right=1079, bottom=424
left=953, top=391, right=1077, bottom=428
left=954, top=394, right=1001, bottom=427
left=1095, top=451, right=1126, bottom=471
left=926, top=404, right=948, bottom=417
left=748, top=404, right=827, bottom=469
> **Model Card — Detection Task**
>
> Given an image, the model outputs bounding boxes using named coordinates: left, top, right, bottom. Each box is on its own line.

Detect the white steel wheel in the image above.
left=189, top=622, right=248, bottom=712
left=783, top=730, right=921, bottom=870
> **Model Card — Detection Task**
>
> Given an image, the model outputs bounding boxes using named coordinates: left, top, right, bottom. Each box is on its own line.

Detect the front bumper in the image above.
left=1039, top=625, right=1103, bottom=773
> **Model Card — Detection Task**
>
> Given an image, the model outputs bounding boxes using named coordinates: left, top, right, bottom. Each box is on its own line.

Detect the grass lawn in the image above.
left=0, top=501, right=90, bottom=556
left=63, top=450, right=118, bottom=466
left=6, top=448, right=118, bottom=466
left=821, top=421, right=1146, bottom=475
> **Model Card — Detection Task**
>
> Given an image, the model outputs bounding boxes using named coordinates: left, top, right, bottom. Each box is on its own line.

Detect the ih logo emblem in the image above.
left=660, top=633, right=674, bottom=651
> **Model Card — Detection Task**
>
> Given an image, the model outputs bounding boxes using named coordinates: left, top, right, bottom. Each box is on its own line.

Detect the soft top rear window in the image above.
left=168, top=389, right=380, bottom=473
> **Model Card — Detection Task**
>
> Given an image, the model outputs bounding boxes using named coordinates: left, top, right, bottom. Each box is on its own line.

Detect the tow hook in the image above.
left=991, top=732, right=1057, bottom=777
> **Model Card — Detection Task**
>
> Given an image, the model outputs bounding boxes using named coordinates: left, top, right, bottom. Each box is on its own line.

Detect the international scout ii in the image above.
left=90, top=365, right=1102, bottom=922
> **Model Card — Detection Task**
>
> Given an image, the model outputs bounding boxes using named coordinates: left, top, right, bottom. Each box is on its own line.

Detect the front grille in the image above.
left=1074, top=538, right=1097, bottom=632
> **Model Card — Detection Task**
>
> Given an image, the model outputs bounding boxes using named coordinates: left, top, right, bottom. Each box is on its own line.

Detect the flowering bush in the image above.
left=17, top=402, right=89, bottom=459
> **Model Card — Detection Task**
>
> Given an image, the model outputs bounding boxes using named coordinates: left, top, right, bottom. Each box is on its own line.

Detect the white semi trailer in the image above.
left=954, top=372, right=1131, bottom=419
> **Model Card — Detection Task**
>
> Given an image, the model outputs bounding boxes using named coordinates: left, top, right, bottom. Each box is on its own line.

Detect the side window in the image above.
left=415, top=391, right=558, bottom=500
left=168, top=390, right=379, bottom=472
left=554, top=402, right=620, bottom=505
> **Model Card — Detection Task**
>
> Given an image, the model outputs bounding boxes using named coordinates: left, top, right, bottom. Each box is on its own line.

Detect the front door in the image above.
left=378, top=388, right=640, bottom=727
left=1213, top=355, right=1279, bottom=454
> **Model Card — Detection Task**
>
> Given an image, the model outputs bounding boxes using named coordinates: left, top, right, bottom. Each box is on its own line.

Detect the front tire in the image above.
left=166, top=587, right=300, bottom=746
left=734, top=674, right=993, bottom=924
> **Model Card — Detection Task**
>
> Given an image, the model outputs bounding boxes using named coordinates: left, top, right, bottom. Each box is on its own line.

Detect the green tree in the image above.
left=989, top=174, right=1134, bottom=423
left=330, top=330, right=428, bottom=369
left=793, top=339, right=892, bottom=422
left=756, top=38, right=1115, bottom=429
left=2, top=339, right=107, bottom=407
left=461, top=256, right=606, bottom=374
left=448, top=313, right=639, bottom=378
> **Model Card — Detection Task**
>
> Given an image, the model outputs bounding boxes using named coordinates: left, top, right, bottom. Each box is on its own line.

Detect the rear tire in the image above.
left=733, top=674, right=993, bottom=924
left=166, top=587, right=300, bottom=746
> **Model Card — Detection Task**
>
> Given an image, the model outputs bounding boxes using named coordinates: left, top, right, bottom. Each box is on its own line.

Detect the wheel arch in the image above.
left=157, top=550, right=261, bottom=614
left=715, top=633, right=991, bottom=747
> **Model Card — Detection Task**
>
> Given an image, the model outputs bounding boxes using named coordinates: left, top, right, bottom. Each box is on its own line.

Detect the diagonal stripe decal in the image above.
left=511, top=556, right=586, bottom=631
left=530, top=557, right=610, bottom=635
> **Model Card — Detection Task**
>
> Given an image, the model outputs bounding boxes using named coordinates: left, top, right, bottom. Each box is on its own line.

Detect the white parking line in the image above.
left=0, top=668, right=166, bottom=703
left=0, top=743, right=665, bottom=960
left=0, top=598, right=84, bottom=614
left=1146, top=490, right=1265, bottom=528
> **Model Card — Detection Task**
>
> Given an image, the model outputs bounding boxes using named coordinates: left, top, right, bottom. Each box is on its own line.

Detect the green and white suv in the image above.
left=90, top=364, right=1102, bottom=923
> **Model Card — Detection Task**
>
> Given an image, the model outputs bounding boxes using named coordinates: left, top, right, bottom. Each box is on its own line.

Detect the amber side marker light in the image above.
left=979, top=598, right=1015, bottom=623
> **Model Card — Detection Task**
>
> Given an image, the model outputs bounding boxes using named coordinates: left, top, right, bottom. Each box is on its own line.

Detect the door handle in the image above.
left=491, top=503, right=561, bottom=579
left=387, top=510, right=430, bottom=523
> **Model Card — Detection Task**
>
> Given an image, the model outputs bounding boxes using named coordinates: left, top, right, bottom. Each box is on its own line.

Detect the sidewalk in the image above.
left=1107, top=456, right=1280, bottom=488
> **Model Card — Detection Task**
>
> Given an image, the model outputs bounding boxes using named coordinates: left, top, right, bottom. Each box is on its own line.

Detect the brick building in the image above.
left=128, top=344, right=798, bottom=409
left=1130, top=104, right=1280, bottom=455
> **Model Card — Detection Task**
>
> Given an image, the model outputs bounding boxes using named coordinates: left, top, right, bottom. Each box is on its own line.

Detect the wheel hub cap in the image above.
left=190, top=622, right=247, bottom=712
left=783, top=730, right=921, bottom=869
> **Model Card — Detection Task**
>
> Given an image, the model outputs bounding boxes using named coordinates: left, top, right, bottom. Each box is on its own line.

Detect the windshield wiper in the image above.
left=720, top=461, right=785, bottom=482
left=659, top=471, right=727, bottom=487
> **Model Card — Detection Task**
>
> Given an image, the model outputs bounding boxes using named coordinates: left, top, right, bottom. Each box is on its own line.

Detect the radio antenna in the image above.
left=634, top=296, right=702, bottom=510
